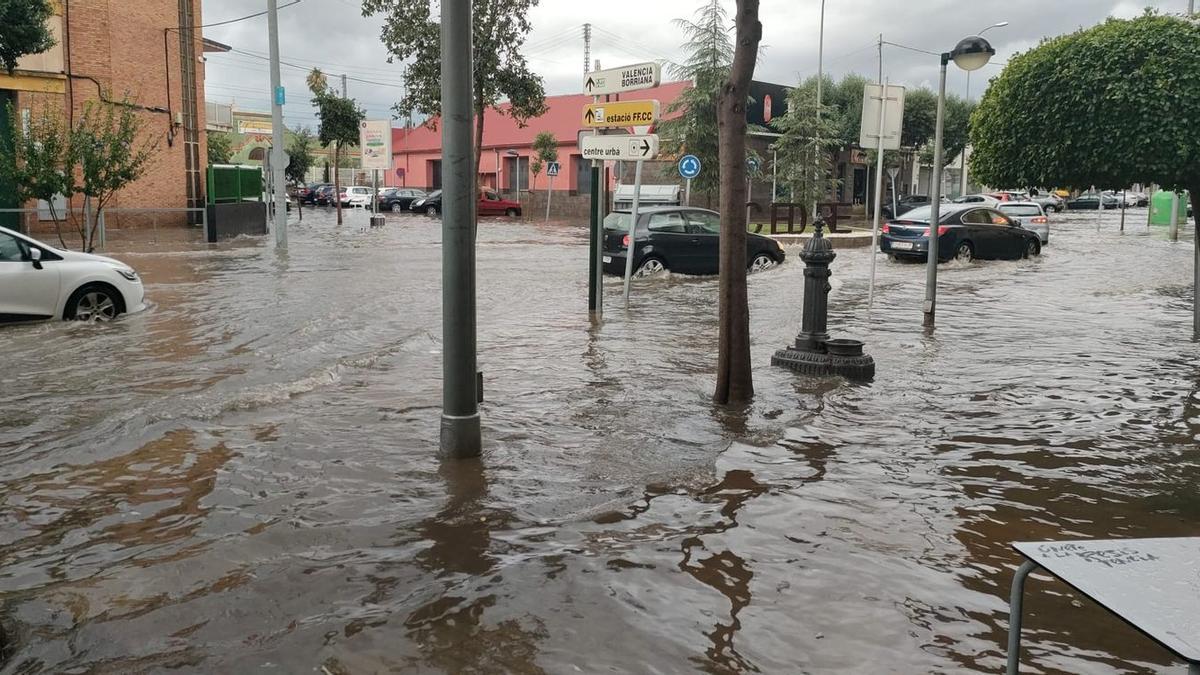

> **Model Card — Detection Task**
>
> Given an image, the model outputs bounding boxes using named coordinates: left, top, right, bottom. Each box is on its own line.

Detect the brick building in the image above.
left=0, top=0, right=219, bottom=232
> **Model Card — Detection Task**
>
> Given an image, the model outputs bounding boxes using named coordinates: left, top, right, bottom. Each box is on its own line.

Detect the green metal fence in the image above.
left=207, top=165, right=263, bottom=204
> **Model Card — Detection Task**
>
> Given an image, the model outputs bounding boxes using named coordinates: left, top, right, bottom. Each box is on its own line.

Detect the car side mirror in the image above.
left=29, top=247, right=43, bottom=269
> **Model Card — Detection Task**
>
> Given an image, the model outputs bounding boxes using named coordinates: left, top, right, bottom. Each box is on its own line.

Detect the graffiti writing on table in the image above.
left=1036, top=543, right=1160, bottom=568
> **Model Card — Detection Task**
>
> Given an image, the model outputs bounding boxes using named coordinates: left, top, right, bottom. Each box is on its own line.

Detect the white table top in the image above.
left=1014, top=538, right=1200, bottom=663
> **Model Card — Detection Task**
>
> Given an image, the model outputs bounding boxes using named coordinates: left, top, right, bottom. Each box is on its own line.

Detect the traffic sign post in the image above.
left=582, top=62, right=661, bottom=96
left=679, top=154, right=700, bottom=206
left=545, top=161, right=560, bottom=223
left=582, top=63, right=663, bottom=318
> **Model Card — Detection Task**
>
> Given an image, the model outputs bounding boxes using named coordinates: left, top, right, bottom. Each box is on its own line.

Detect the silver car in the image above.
left=998, top=201, right=1049, bottom=244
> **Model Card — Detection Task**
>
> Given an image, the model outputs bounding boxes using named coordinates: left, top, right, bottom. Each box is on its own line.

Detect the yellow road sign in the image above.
left=581, top=100, right=660, bottom=128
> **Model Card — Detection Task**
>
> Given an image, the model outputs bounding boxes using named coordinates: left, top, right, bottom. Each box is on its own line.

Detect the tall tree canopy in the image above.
left=657, top=0, right=733, bottom=206
left=309, top=69, right=365, bottom=225
left=0, top=0, right=55, bottom=75
left=971, top=11, right=1197, bottom=194
left=362, top=0, right=546, bottom=173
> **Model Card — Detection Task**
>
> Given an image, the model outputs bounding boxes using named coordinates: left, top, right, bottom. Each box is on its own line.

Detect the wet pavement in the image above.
left=1, top=205, right=1198, bottom=674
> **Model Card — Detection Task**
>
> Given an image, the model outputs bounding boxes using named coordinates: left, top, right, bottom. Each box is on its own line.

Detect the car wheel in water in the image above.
left=391, top=203, right=403, bottom=213
left=65, top=284, right=121, bottom=322
left=1025, top=239, right=1041, bottom=258
left=505, top=208, right=518, bottom=217
left=634, top=257, right=666, bottom=278
left=954, top=241, right=974, bottom=263
left=749, top=253, right=776, bottom=272
left=426, top=205, right=438, bottom=217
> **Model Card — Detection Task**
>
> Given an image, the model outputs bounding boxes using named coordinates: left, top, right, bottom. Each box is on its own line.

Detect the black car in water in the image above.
left=879, top=204, right=1042, bottom=263
left=601, top=206, right=785, bottom=277
left=378, top=187, right=427, bottom=212
left=1066, top=193, right=1119, bottom=210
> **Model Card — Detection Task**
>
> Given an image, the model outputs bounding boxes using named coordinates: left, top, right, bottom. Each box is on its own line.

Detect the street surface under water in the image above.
left=1, top=206, right=1198, bottom=674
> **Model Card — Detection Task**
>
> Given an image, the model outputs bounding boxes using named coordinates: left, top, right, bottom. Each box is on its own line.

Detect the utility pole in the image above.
left=439, top=0, right=481, bottom=459
left=267, top=0, right=287, bottom=248
left=813, top=0, right=826, bottom=221
left=583, top=23, right=592, bottom=76
left=341, top=73, right=348, bottom=98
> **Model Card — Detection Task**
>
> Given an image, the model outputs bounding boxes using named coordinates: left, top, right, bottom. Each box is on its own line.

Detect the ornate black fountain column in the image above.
left=772, top=220, right=875, bottom=380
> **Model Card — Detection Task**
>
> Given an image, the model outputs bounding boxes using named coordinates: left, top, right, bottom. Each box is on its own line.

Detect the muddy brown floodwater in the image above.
left=1, top=206, right=1198, bottom=674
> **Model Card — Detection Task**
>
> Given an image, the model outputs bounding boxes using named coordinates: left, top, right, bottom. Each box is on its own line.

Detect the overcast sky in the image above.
left=202, top=0, right=1178, bottom=129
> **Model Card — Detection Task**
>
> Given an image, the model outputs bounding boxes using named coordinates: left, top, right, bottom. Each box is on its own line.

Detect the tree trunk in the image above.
left=334, top=142, right=343, bottom=225
left=713, top=0, right=761, bottom=405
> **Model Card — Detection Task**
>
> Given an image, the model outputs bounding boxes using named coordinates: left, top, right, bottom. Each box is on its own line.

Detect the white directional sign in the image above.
left=580, top=134, right=659, bottom=161
left=582, top=62, right=662, bottom=96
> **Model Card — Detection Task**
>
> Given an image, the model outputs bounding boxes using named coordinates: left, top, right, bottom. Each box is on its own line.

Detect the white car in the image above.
left=998, top=201, right=1050, bottom=244
left=0, top=225, right=145, bottom=322
left=339, top=186, right=374, bottom=207
left=953, top=194, right=1001, bottom=206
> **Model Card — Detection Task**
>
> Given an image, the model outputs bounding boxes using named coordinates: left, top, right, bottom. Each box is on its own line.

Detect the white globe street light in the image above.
left=923, top=34, right=996, bottom=328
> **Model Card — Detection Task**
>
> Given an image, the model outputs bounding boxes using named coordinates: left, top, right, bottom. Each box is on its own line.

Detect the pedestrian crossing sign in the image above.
left=547, top=161, right=561, bottom=177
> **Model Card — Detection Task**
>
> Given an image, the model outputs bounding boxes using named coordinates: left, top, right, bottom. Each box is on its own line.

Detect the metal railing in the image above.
left=0, top=206, right=208, bottom=250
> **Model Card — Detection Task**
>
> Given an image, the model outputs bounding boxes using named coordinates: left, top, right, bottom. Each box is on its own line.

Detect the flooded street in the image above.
left=2, top=206, right=1198, bottom=673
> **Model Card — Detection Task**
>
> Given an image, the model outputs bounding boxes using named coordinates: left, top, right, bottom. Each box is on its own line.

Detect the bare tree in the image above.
left=713, top=0, right=761, bottom=405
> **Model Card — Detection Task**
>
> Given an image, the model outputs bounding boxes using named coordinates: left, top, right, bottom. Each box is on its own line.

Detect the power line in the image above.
left=193, top=0, right=303, bottom=30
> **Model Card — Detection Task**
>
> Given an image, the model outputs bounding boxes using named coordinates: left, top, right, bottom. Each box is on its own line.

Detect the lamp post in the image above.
left=924, top=35, right=995, bottom=329
left=960, top=22, right=1007, bottom=198
left=813, top=0, right=826, bottom=222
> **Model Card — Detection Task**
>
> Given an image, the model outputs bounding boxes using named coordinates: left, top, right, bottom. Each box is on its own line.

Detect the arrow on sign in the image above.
left=585, top=77, right=595, bottom=92
left=639, top=139, right=651, bottom=156
left=585, top=109, right=595, bottom=124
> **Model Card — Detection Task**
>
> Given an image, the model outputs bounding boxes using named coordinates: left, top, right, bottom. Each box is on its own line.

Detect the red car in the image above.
left=477, top=189, right=521, bottom=217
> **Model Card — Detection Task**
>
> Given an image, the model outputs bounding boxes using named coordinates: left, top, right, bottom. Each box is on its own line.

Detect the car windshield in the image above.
left=1001, top=205, right=1041, bottom=216
left=603, top=212, right=634, bottom=231
left=427, top=190, right=441, bottom=199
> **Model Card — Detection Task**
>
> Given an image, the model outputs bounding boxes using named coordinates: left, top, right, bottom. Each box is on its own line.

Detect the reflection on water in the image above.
left=1, top=209, right=1198, bottom=673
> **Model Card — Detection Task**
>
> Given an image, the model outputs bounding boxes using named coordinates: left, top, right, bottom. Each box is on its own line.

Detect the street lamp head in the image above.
left=505, top=149, right=520, bottom=156
left=951, top=35, right=995, bottom=72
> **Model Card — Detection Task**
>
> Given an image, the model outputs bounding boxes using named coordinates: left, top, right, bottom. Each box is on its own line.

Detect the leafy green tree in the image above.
left=921, top=96, right=973, bottom=171
left=530, top=130, right=557, bottom=191
left=73, top=98, right=156, bottom=252
left=308, top=69, right=364, bottom=225
left=971, top=11, right=1194, bottom=202
left=0, top=0, right=55, bottom=75
left=0, top=102, right=74, bottom=245
left=771, top=89, right=839, bottom=218
left=207, top=131, right=233, bottom=165
left=285, top=126, right=314, bottom=185
left=657, top=0, right=733, bottom=207
left=362, top=0, right=546, bottom=174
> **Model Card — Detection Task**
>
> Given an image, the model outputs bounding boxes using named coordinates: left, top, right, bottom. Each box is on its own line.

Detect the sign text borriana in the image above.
left=581, top=62, right=662, bottom=96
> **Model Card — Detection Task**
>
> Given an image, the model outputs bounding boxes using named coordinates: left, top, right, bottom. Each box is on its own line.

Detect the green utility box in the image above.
left=1150, top=190, right=1188, bottom=226
left=207, top=164, right=263, bottom=204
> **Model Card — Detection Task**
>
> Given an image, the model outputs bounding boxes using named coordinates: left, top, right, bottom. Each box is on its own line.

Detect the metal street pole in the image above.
left=622, top=159, right=644, bottom=307
left=1194, top=200, right=1199, bottom=337
left=813, top=0, right=826, bottom=221
left=545, top=173, right=553, bottom=223
left=923, top=57, right=949, bottom=328
left=439, top=0, right=481, bottom=459
left=1170, top=191, right=1180, bottom=241
left=267, top=0, right=287, bottom=248
left=685, top=178, right=692, bottom=206
left=868, top=79, right=889, bottom=310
